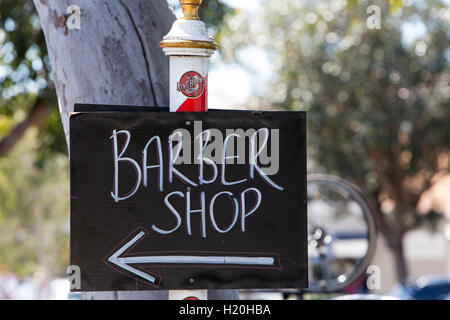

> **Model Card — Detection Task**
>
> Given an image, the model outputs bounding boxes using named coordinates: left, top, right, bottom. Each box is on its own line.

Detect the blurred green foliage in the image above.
left=0, top=129, right=70, bottom=277
left=0, top=0, right=69, bottom=276
left=0, top=0, right=66, bottom=161
left=169, top=0, right=235, bottom=44
left=199, top=0, right=235, bottom=30
left=0, top=0, right=69, bottom=278
left=220, top=0, right=449, bottom=279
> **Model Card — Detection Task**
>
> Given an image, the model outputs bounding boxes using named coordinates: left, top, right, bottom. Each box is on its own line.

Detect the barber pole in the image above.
left=160, top=0, right=217, bottom=112
left=160, top=0, right=216, bottom=300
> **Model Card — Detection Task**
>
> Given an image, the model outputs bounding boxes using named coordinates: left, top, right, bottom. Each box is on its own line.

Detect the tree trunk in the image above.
left=370, top=189, right=410, bottom=284
left=0, top=98, right=49, bottom=158
left=385, top=231, right=409, bottom=284
left=392, top=240, right=409, bottom=285
left=33, top=0, right=174, bottom=144
left=33, top=0, right=238, bottom=300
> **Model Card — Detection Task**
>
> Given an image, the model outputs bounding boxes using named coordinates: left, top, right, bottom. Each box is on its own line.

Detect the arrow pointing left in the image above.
left=107, top=230, right=159, bottom=284
left=107, top=228, right=279, bottom=287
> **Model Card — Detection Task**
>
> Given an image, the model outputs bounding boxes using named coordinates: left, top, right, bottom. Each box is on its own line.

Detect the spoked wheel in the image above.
left=306, top=174, right=377, bottom=293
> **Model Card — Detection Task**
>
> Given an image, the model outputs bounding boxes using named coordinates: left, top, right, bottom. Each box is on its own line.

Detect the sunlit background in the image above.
left=0, top=0, right=449, bottom=299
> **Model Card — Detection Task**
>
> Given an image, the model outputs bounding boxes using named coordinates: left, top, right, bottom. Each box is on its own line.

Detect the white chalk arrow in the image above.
left=108, top=230, right=276, bottom=284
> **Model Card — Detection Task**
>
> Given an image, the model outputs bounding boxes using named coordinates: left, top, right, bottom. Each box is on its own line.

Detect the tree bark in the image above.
left=33, top=0, right=174, bottom=144
left=368, top=152, right=410, bottom=284
left=384, top=231, right=409, bottom=284
left=392, top=243, right=409, bottom=285
left=33, top=0, right=238, bottom=300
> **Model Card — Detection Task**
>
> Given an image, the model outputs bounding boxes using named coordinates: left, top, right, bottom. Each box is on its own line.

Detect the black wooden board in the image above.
left=70, top=106, right=307, bottom=292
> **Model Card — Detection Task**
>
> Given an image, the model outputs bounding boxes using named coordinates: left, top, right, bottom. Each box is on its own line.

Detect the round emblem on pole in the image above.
left=177, top=71, right=205, bottom=98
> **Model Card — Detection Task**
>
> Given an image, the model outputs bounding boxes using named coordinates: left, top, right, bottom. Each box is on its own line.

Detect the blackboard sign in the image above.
left=70, top=106, right=307, bottom=291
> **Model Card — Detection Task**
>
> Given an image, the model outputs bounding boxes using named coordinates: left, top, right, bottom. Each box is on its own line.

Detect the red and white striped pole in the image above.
left=160, top=0, right=216, bottom=300
left=160, top=0, right=217, bottom=112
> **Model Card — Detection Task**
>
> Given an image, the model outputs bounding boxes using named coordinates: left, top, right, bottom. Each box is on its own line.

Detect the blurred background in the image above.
left=0, top=0, right=449, bottom=299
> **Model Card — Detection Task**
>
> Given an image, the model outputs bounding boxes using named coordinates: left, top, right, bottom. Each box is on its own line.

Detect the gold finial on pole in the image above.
left=160, top=0, right=217, bottom=50
left=179, top=0, right=202, bottom=20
